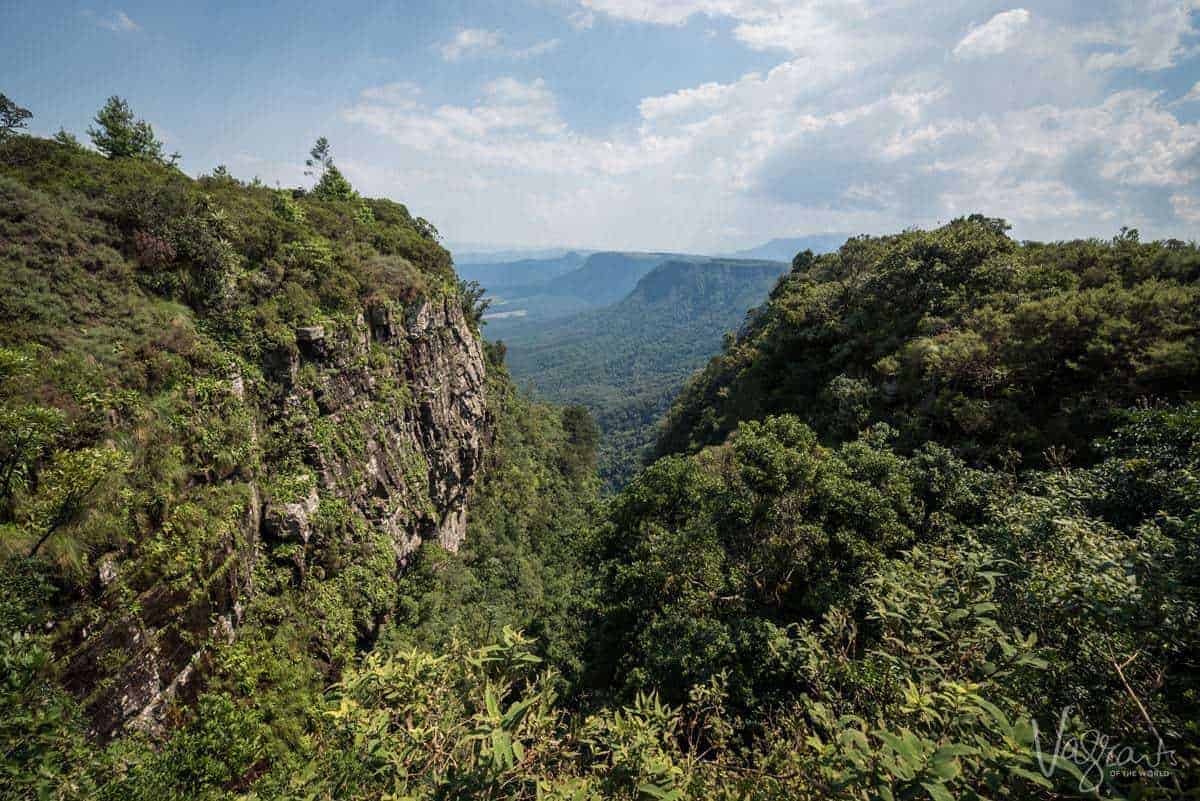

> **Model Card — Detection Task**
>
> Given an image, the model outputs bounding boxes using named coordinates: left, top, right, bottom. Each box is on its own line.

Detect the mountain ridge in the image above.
left=501, top=256, right=789, bottom=486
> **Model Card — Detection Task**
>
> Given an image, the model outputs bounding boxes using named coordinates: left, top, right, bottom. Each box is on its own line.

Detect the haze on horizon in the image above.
left=4, top=0, right=1199, bottom=253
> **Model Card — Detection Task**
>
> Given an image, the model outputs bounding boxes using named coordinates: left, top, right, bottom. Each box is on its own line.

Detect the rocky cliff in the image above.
left=0, top=135, right=497, bottom=741
left=57, top=295, right=488, bottom=736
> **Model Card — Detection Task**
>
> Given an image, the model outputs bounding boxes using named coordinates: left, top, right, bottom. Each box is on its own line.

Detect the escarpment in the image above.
left=264, top=296, right=488, bottom=559
left=60, top=295, right=489, bottom=737
left=0, top=136, right=491, bottom=739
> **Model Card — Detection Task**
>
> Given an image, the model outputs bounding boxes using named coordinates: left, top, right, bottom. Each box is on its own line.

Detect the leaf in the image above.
left=502, top=697, right=534, bottom=729
left=931, top=744, right=977, bottom=759
left=973, top=697, right=1010, bottom=728
left=492, top=729, right=513, bottom=768
left=922, top=781, right=955, bottom=801
left=929, top=754, right=960, bottom=782
left=637, top=782, right=682, bottom=801
left=1008, top=766, right=1053, bottom=789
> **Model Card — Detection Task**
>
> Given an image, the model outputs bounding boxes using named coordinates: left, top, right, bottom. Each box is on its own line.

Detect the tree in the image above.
left=458, top=279, right=491, bottom=328
left=305, top=136, right=333, bottom=177
left=559, top=405, right=600, bottom=478
left=87, top=95, right=174, bottom=163
left=51, top=128, right=81, bottom=149
left=311, top=163, right=356, bottom=201
left=0, top=93, right=32, bottom=140
left=304, top=137, right=360, bottom=204
left=209, top=164, right=236, bottom=182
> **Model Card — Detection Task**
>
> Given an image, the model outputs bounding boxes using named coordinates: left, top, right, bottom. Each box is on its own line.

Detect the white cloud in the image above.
left=439, top=28, right=503, bottom=61
left=953, top=9, right=1031, bottom=59
left=569, top=8, right=596, bottom=29
left=360, top=82, right=422, bottom=106
left=344, top=77, right=575, bottom=161
left=438, top=28, right=560, bottom=62
left=1175, top=81, right=1200, bottom=105
left=341, top=2, right=1200, bottom=250
left=1078, top=0, right=1200, bottom=72
left=92, top=9, right=139, bottom=32
left=513, top=38, right=562, bottom=59
left=1172, top=194, right=1200, bottom=224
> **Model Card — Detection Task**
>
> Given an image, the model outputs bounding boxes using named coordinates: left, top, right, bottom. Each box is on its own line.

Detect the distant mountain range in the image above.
left=457, top=252, right=588, bottom=290
left=452, top=246, right=586, bottom=265
left=726, top=234, right=849, bottom=261
left=495, top=257, right=790, bottom=488
left=473, top=251, right=690, bottom=335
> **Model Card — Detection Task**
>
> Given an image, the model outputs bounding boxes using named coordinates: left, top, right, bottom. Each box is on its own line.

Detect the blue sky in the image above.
left=4, top=1, right=1200, bottom=252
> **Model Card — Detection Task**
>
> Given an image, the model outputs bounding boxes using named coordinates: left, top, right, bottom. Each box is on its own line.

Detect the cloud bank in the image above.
left=344, top=1, right=1200, bottom=251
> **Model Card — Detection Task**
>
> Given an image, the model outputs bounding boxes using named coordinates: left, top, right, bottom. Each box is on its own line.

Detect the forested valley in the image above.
left=1, top=95, right=1198, bottom=800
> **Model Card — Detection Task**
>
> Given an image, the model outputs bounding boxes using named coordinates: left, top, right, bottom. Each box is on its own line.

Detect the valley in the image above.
left=494, top=257, right=791, bottom=487
left=1, top=91, right=1198, bottom=801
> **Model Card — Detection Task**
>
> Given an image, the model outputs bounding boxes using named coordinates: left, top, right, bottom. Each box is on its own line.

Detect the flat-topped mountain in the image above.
left=500, top=257, right=789, bottom=487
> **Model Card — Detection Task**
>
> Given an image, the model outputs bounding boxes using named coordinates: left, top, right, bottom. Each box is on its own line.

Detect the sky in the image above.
left=3, top=0, right=1200, bottom=253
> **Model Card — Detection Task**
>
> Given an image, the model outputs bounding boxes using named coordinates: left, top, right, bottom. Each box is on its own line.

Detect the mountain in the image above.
left=0, top=133, right=596, bottom=754
left=500, top=257, right=789, bottom=487
left=451, top=246, right=585, bottom=264
left=479, top=250, right=686, bottom=335
left=456, top=251, right=587, bottom=289
left=728, top=233, right=848, bottom=261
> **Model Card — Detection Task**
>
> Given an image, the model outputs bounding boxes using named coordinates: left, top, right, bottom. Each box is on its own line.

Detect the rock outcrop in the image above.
left=62, top=293, right=489, bottom=737
left=270, top=294, right=488, bottom=559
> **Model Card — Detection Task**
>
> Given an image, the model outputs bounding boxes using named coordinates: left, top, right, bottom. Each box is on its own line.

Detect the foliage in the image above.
left=87, top=96, right=175, bottom=164
left=382, top=352, right=600, bottom=687
left=0, top=93, right=32, bottom=140
left=501, top=259, right=788, bottom=489
left=52, top=128, right=81, bottom=149
left=0, top=122, right=1197, bottom=799
left=657, top=217, right=1200, bottom=470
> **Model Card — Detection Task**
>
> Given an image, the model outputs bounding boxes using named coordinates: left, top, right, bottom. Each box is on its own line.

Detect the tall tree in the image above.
left=305, top=136, right=333, bottom=177
left=0, top=93, right=32, bottom=140
left=87, top=95, right=174, bottom=163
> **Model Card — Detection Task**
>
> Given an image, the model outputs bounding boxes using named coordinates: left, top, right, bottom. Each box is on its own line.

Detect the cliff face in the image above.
left=61, top=295, right=488, bottom=737
left=269, top=295, right=488, bottom=558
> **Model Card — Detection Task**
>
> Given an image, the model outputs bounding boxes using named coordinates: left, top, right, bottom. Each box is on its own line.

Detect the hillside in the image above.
left=659, top=217, right=1200, bottom=465
left=502, top=258, right=789, bottom=487
left=0, top=132, right=600, bottom=793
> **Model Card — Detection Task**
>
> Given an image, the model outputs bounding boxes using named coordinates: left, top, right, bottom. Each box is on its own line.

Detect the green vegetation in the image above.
left=502, top=259, right=788, bottom=488
left=88, top=95, right=176, bottom=164
left=0, top=93, right=32, bottom=141
left=0, top=97, right=1198, bottom=800
left=659, top=217, right=1199, bottom=467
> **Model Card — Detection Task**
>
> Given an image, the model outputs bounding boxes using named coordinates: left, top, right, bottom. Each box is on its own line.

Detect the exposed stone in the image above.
left=229, top=369, right=246, bottom=401
left=96, top=552, right=120, bottom=588
left=296, top=324, right=325, bottom=342
left=263, top=486, right=320, bottom=545
left=61, top=483, right=260, bottom=739
left=300, top=296, right=488, bottom=558
left=296, top=325, right=328, bottom=360
left=60, top=292, right=490, bottom=739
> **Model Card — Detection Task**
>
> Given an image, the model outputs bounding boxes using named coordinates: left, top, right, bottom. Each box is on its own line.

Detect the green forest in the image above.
left=500, top=258, right=788, bottom=487
left=1, top=96, right=1199, bottom=800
